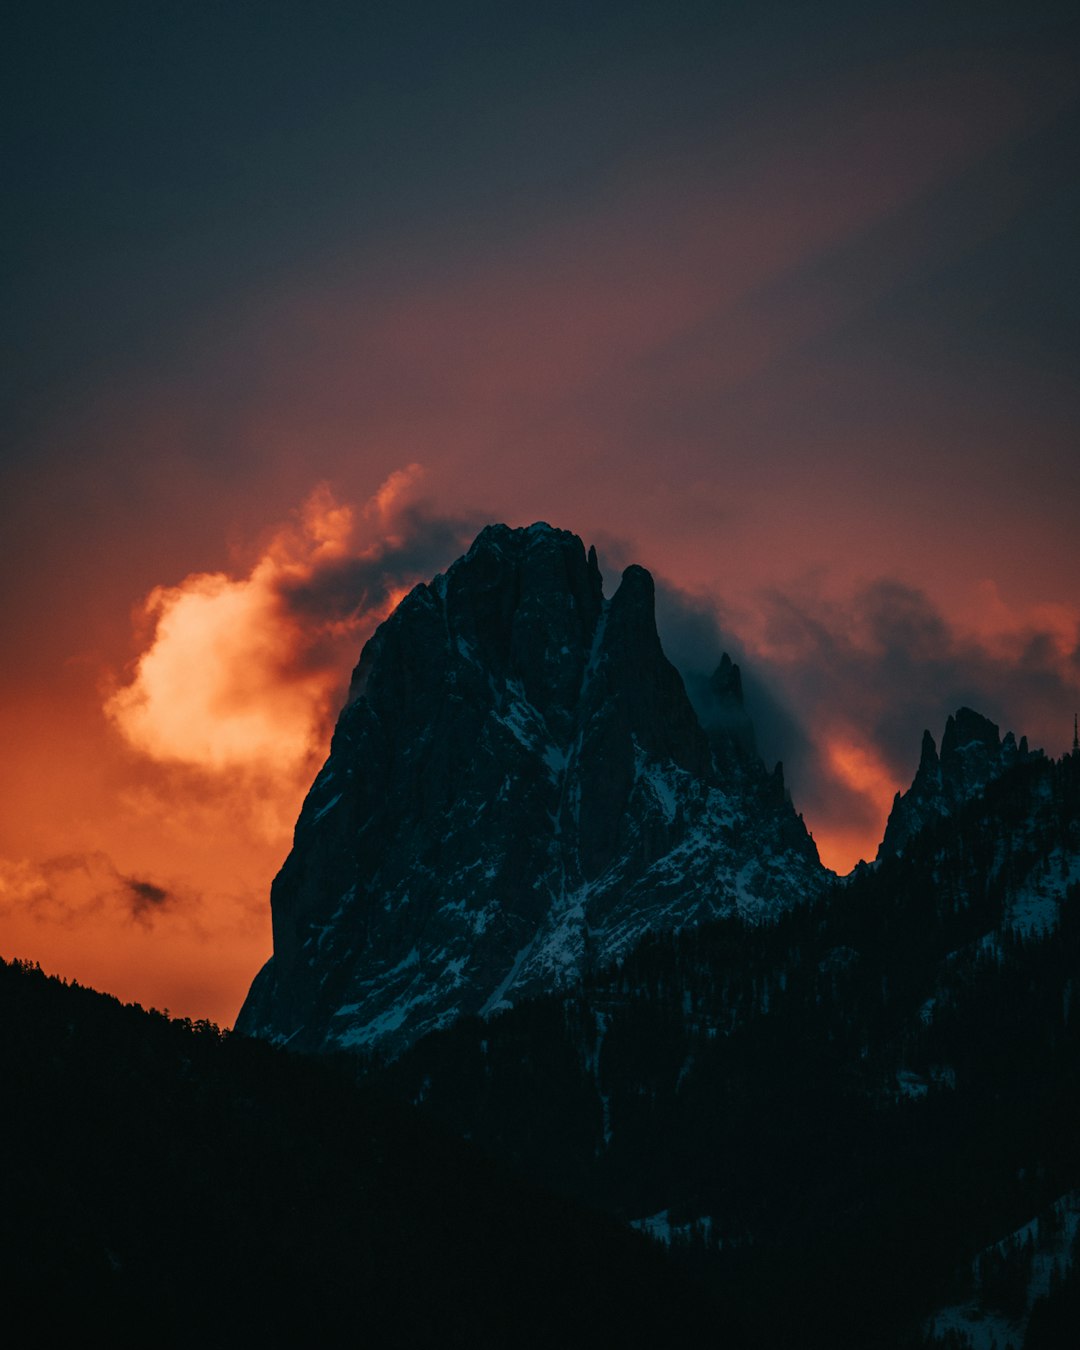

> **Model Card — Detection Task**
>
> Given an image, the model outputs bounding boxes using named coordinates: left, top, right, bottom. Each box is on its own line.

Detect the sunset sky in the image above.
left=3, top=1, right=1078, bottom=1026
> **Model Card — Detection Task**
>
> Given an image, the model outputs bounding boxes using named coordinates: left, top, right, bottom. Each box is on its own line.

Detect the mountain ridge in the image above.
left=878, top=705, right=1039, bottom=861
left=373, top=740, right=1080, bottom=1349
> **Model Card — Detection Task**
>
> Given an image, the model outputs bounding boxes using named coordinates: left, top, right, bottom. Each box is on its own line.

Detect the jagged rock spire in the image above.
left=238, top=523, right=825, bottom=1057
left=878, top=707, right=1039, bottom=861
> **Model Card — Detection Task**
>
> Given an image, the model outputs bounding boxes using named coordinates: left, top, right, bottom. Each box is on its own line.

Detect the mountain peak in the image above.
left=940, top=707, right=1001, bottom=761
left=878, top=707, right=1037, bottom=861
left=238, top=524, right=825, bottom=1057
left=710, top=653, right=744, bottom=706
left=466, top=520, right=577, bottom=558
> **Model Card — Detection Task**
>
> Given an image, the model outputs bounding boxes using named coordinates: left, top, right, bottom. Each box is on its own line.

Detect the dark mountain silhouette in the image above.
left=878, top=706, right=1037, bottom=860
left=239, top=523, right=824, bottom=1057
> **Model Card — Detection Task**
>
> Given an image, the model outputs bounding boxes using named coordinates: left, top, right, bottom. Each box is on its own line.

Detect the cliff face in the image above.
left=237, top=523, right=826, bottom=1057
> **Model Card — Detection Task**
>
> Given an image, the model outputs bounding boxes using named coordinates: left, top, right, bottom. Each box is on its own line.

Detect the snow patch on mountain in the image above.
left=1005, top=848, right=1080, bottom=937
left=631, top=1210, right=715, bottom=1247
left=927, top=1190, right=1080, bottom=1349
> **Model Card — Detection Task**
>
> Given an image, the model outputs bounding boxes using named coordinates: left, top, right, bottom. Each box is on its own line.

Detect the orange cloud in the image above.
left=105, top=468, right=437, bottom=781
left=827, top=738, right=900, bottom=817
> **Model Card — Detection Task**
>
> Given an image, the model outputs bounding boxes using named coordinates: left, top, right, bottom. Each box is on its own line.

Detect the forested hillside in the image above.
left=378, top=751, right=1080, bottom=1348
left=0, top=957, right=718, bottom=1347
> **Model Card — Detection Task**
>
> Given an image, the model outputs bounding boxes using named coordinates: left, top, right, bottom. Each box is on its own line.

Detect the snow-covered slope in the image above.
left=237, top=523, right=827, bottom=1056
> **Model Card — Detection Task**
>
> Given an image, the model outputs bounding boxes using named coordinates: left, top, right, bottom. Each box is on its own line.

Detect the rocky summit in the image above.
left=237, top=523, right=827, bottom=1057
left=878, top=707, right=1037, bottom=860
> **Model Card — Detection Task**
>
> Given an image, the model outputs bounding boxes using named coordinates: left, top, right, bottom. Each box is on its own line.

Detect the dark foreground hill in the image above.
left=0, top=956, right=720, bottom=1348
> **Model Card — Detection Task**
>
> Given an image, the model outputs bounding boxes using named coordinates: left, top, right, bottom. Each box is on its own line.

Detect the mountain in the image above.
left=372, top=728, right=1080, bottom=1349
left=878, top=706, right=1035, bottom=860
left=238, top=522, right=826, bottom=1057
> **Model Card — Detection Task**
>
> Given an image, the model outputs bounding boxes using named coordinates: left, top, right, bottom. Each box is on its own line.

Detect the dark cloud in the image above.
left=652, top=578, right=814, bottom=775
left=760, top=578, right=1079, bottom=773
left=279, top=505, right=485, bottom=628
left=122, top=876, right=173, bottom=924
left=651, top=578, right=891, bottom=857
left=649, top=571, right=1079, bottom=864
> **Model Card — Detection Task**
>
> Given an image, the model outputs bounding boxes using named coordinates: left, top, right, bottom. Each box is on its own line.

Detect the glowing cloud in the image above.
left=108, top=505, right=347, bottom=775
left=106, top=467, right=477, bottom=780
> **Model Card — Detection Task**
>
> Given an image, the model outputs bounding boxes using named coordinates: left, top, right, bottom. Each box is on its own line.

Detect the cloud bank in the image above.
left=106, top=467, right=480, bottom=782
left=657, top=573, right=1080, bottom=870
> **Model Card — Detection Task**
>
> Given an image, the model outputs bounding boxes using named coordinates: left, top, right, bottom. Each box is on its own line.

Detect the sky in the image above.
left=2, top=1, right=1078, bottom=1026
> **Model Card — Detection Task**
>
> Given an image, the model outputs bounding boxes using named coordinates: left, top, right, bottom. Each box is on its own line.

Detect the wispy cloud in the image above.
left=0, top=851, right=178, bottom=930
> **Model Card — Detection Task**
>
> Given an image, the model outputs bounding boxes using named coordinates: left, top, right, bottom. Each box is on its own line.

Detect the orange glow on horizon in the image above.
left=795, top=738, right=900, bottom=874
left=0, top=470, right=448, bottom=1026
left=811, top=825, right=883, bottom=878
